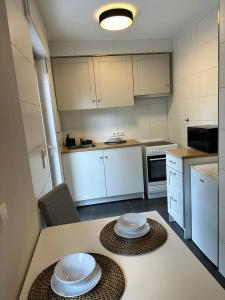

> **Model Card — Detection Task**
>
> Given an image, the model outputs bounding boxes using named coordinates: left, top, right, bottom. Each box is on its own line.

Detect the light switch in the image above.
left=0, top=202, right=8, bottom=228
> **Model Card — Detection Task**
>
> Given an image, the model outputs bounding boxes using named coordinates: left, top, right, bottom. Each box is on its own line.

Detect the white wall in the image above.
left=0, top=1, right=40, bottom=299
left=219, top=0, right=225, bottom=277
left=60, top=97, right=169, bottom=143
left=168, top=9, right=218, bottom=146
left=6, top=0, right=52, bottom=198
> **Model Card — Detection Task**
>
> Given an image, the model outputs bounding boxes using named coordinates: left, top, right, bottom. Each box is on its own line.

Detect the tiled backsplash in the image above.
left=168, top=9, right=218, bottom=146
left=60, top=97, right=168, bottom=144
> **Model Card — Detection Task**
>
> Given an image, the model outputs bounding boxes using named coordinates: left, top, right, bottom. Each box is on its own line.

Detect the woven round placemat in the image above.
left=100, top=218, right=167, bottom=255
left=28, top=253, right=125, bottom=300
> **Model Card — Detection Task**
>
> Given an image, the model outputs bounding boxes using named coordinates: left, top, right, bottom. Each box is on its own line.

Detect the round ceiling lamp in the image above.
left=99, top=8, right=133, bottom=31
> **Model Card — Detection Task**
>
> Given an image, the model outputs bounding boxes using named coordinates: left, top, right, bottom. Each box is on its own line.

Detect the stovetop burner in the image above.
left=142, top=141, right=173, bottom=147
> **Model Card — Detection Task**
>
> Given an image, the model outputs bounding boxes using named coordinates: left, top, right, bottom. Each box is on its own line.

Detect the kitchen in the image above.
left=0, top=0, right=225, bottom=299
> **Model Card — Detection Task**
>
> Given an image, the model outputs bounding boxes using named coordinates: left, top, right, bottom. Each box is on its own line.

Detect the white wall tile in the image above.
left=150, top=102, right=168, bottom=121
left=219, top=129, right=225, bottom=170
left=170, top=9, right=218, bottom=144
left=20, top=101, right=45, bottom=153
left=150, top=121, right=168, bottom=140
left=6, top=0, right=33, bottom=61
left=198, top=10, right=218, bottom=47
left=28, top=146, right=51, bottom=198
left=219, top=88, right=225, bottom=130
left=83, top=125, right=116, bottom=142
left=82, top=108, right=116, bottom=127
left=219, top=42, right=225, bottom=87
left=198, top=38, right=218, bottom=72
left=198, top=67, right=218, bottom=96
left=60, top=111, right=82, bottom=129
left=174, top=75, right=198, bottom=101
left=115, top=105, right=149, bottom=125
left=219, top=170, right=225, bottom=208
left=117, top=123, right=150, bottom=141
left=199, top=95, right=218, bottom=121
left=12, top=44, right=39, bottom=105
left=220, top=0, right=225, bottom=43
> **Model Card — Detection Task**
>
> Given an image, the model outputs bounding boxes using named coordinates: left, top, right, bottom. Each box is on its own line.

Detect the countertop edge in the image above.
left=61, top=140, right=142, bottom=154
left=165, top=148, right=218, bottom=159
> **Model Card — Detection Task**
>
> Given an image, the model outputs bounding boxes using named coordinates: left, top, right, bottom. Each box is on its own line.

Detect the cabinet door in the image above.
left=167, top=188, right=184, bottom=227
left=94, top=56, right=134, bottom=108
left=167, top=165, right=184, bottom=227
left=133, top=54, right=170, bottom=96
left=191, top=170, right=218, bottom=265
left=62, top=151, right=106, bottom=202
left=103, top=147, right=144, bottom=197
left=52, top=57, right=97, bottom=110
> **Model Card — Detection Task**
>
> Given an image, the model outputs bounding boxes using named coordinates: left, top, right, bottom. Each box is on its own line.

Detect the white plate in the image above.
left=114, top=223, right=150, bottom=239
left=51, top=264, right=101, bottom=297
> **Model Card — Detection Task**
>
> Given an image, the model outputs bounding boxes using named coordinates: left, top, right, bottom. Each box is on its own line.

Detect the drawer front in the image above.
left=219, top=206, right=225, bottom=245
left=167, top=188, right=184, bottom=227
left=167, top=166, right=183, bottom=193
left=166, top=154, right=183, bottom=173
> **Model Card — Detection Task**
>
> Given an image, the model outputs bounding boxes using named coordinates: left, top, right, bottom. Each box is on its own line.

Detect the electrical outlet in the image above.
left=0, top=202, right=8, bottom=228
left=112, top=130, right=125, bottom=137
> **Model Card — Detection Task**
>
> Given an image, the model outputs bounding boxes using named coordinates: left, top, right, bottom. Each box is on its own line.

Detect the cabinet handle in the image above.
left=170, top=171, right=176, bottom=176
left=104, top=156, right=108, bottom=159
left=166, top=83, right=170, bottom=87
left=92, top=99, right=96, bottom=103
left=169, top=160, right=176, bottom=165
left=200, top=179, right=205, bottom=183
left=100, top=156, right=103, bottom=159
left=170, top=196, right=177, bottom=202
left=97, top=99, right=101, bottom=103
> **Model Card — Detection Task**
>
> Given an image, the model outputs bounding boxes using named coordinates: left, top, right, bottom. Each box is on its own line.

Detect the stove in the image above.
left=142, top=141, right=177, bottom=199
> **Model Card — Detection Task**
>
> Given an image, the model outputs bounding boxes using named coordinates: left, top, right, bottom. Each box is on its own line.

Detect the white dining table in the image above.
left=19, top=211, right=225, bottom=300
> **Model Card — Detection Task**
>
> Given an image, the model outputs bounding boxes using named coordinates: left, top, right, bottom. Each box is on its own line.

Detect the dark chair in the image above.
left=38, top=183, right=80, bottom=226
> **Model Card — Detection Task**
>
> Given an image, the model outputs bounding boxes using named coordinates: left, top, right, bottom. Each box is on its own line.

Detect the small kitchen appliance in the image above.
left=188, top=125, right=218, bottom=153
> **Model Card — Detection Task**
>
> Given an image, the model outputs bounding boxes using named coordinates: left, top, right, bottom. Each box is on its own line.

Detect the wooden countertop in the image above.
left=166, top=147, right=218, bottom=159
left=61, top=139, right=142, bottom=154
left=192, top=163, right=218, bottom=180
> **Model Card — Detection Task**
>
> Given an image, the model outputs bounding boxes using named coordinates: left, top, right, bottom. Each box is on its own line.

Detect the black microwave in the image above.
left=187, top=125, right=218, bottom=153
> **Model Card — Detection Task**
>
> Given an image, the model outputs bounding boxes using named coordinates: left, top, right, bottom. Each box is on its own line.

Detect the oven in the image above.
left=142, top=142, right=178, bottom=199
left=147, top=154, right=166, bottom=184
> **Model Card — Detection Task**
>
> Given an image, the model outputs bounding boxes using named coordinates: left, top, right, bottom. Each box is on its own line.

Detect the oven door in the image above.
left=147, top=155, right=166, bottom=183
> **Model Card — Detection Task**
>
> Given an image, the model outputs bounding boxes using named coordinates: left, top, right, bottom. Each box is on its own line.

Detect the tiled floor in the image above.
left=78, top=197, right=225, bottom=289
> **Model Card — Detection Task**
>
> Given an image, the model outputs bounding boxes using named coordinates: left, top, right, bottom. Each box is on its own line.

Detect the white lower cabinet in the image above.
left=167, top=166, right=184, bottom=227
left=104, top=147, right=144, bottom=197
left=191, top=168, right=218, bottom=265
left=62, top=150, right=106, bottom=201
left=62, top=146, right=144, bottom=203
left=166, top=153, right=218, bottom=240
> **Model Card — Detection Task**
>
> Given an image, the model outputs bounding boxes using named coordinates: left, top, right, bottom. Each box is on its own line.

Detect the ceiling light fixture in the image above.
left=99, top=8, right=133, bottom=31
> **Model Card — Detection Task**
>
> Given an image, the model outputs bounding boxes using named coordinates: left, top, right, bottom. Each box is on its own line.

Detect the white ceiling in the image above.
left=37, top=0, right=219, bottom=41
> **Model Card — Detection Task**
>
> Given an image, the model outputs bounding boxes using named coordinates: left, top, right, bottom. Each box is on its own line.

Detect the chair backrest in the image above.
left=38, top=183, right=80, bottom=226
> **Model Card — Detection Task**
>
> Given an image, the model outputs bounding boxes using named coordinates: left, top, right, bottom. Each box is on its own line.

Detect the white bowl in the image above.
left=117, top=213, right=147, bottom=233
left=54, top=253, right=96, bottom=286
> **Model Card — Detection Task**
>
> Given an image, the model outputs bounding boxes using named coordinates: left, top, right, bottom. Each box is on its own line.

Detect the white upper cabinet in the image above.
left=132, top=54, right=171, bottom=96
left=93, top=55, right=134, bottom=108
left=52, top=54, right=171, bottom=110
left=52, top=57, right=97, bottom=110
